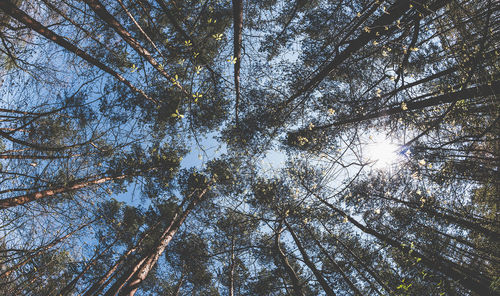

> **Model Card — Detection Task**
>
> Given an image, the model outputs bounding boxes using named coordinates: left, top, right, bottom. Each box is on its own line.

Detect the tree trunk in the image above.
left=0, top=174, right=127, bottom=209
left=59, top=239, right=117, bottom=296
left=0, top=129, right=92, bottom=152
left=232, top=0, right=243, bottom=125
left=305, top=225, right=364, bottom=295
left=312, top=191, right=495, bottom=295
left=284, top=0, right=451, bottom=106
left=229, top=237, right=235, bottom=296
left=82, top=221, right=162, bottom=296
left=0, top=154, right=74, bottom=159
left=104, top=257, right=148, bottom=296
left=386, top=195, right=500, bottom=242
left=116, top=184, right=212, bottom=295
left=284, top=219, right=337, bottom=296
left=83, top=0, right=186, bottom=96
left=318, top=219, right=394, bottom=295
left=0, top=220, right=93, bottom=279
left=274, top=225, right=304, bottom=296
left=0, top=0, right=154, bottom=104
left=313, top=79, right=500, bottom=131
left=173, top=269, right=185, bottom=296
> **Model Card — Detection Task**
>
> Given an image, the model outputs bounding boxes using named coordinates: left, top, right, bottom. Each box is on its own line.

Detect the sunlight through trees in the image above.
left=0, top=0, right=498, bottom=295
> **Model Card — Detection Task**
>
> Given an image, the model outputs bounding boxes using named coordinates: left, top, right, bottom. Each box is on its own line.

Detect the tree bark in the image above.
left=104, top=257, right=148, bottom=296
left=229, top=237, right=235, bottom=296
left=0, top=174, right=128, bottom=209
left=0, top=154, right=74, bottom=159
left=284, top=219, right=337, bottom=296
left=310, top=191, right=495, bottom=295
left=116, top=183, right=212, bottom=295
left=284, top=0, right=450, bottom=107
left=83, top=0, right=187, bottom=96
left=0, top=220, right=93, bottom=279
left=232, top=0, right=243, bottom=125
left=274, top=225, right=305, bottom=296
left=312, top=79, right=500, bottom=131
left=84, top=220, right=163, bottom=296
left=0, top=1, right=155, bottom=104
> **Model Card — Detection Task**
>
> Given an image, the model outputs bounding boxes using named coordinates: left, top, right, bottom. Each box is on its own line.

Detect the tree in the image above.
left=0, top=0, right=498, bottom=295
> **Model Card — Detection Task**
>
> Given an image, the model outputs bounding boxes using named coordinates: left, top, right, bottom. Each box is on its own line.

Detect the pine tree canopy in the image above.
left=0, top=0, right=498, bottom=295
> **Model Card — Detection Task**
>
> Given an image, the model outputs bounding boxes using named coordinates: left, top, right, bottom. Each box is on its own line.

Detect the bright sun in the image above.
left=364, top=137, right=401, bottom=169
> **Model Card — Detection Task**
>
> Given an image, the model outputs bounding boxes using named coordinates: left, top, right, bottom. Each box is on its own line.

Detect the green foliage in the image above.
left=0, top=0, right=498, bottom=295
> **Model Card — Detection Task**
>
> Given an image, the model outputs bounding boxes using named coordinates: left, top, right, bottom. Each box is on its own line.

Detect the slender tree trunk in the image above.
left=284, top=219, right=337, bottom=296
left=318, top=220, right=394, bottom=295
left=380, top=194, right=500, bottom=242
left=173, top=269, right=185, bottom=296
left=311, top=191, right=494, bottom=295
left=229, top=237, right=235, bottom=296
left=116, top=0, right=163, bottom=59
left=117, top=184, right=212, bottom=295
left=0, top=220, right=93, bottom=279
left=232, top=0, right=243, bottom=125
left=84, top=220, right=163, bottom=296
left=284, top=0, right=451, bottom=106
left=59, top=239, right=117, bottom=296
left=0, top=174, right=128, bottom=209
left=413, top=219, right=499, bottom=260
left=0, top=0, right=154, bottom=104
left=305, top=226, right=364, bottom=295
left=274, top=225, right=304, bottom=296
left=0, top=129, right=93, bottom=152
left=312, top=79, right=500, bottom=131
left=0, top=154, right=74, bottom=159
left=83, top=0, right=186, bottom=95
left=104, top=257, right=148, bottom=296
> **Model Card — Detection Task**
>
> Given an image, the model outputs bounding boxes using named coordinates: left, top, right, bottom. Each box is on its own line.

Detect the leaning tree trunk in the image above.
left=0, top=0, right=154, bottom=104
left=59, top=239, right=117, bottom=296
left=106, top=183, right=212, bottom=295
left=274, top=224, right=305, bottom=296
left=304, top=225, right=364, bottom=295
left=311, top=190, right=495, bottom=295
left=0, top=174, right=128, bottom=209
left=83, top=0, right=187, bottom=96
left=284, top=219, right=337, bottom=296
left=0, top=220, right=93, bottom=279
left=82, top=221, right=162, bottom=296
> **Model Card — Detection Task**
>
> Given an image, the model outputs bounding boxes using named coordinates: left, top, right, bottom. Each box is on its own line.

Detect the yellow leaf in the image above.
left=227, top=56, right=237, bottom=64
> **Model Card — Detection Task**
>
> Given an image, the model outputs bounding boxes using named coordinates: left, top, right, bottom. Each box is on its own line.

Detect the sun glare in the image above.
left=364, top=137, right=401, bottom=169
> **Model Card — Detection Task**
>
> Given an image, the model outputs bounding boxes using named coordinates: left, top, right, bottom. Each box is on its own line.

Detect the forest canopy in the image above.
left=0, top=0, right=498, bottom=295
